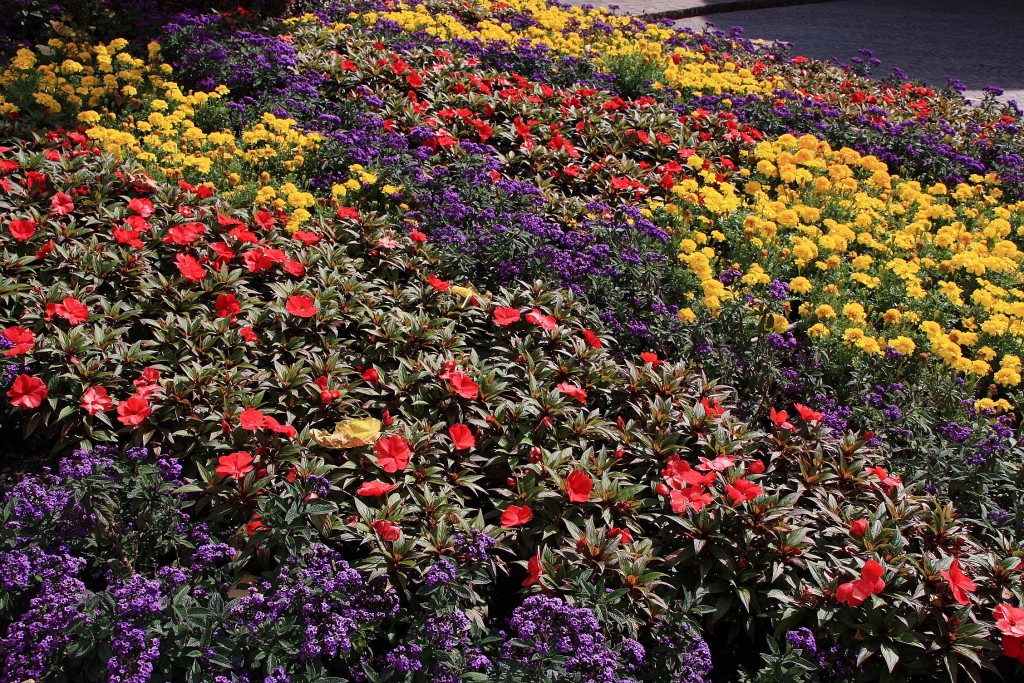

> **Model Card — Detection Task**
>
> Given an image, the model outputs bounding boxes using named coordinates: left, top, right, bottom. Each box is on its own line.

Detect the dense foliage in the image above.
left=2, top=0, right=1024, bottom=681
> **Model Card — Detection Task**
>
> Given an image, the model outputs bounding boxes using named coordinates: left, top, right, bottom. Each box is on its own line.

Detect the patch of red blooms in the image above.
left=836, top=559, right=886, bottom=607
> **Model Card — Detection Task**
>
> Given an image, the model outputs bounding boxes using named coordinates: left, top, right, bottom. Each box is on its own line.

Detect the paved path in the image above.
left=567, top=0, right=1024, bottom=104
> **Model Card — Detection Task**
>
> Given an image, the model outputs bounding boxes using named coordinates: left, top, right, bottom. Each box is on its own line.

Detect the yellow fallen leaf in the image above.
left=311, top=417, right=382, bottom=449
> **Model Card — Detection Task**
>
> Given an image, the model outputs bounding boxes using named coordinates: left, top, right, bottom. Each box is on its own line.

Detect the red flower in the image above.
left=239, top=326, right=257, bottom=343
left=609, top=527, right=633, bottom=544
left=175, top=253, right=206, bottom=281
left=701, top=396, right=725, bottom=418
left=361, top=367, right=380, bottom=384
left=246, top=514, right=268, bottom=536
left=794, top=403, right=824, bottom=421
left=582, top=328, right=602, bottom=348
left=215, top=293, right=241, bottom=320
left=81, top=386, right=112, bottom=415
left=239, top=407, right=268, bottom=430
left=566, top=469, right=593, bottom=502
left=372, top=519, right=402, bottom=541
left=410, top=229, right=427, bottom=242
left=669, top=486, right=713, bottom=513
left=493, top=307, right=521, bottom=326
left=662, top=455, right=716, bottom=488
left=216, top=451, right=254, bottom=480
left=524, top=308, right=557, bottom=330
left=522, top=554, right=542, bottom=586
left=51, top=297, right=89, bottom=324
left=696, top=454, right=734, bottom=472
left=501, top=505, right=533, bottom=527
left=253, top=210, right=277, bottom=230
left=229, top=225, right=259, bottom=243
left=640, top=351, right=663, bottom=365
left=866, top=466, right=902, bottom=491
left=428, top=274, right=450, bottom=291
left=374, top=435, right=412, bottom=473
left=283, top=259, right=305, bottom=277
left=50, top=192, right=74, bottom=216
left=725, top=477, right=763, bottom=504
left=6, top=374, right=47, bottom=409
left=836, top=559, right=886, bottom=607
left=449, top=423, right=476, bottom=450
left=941, top=558, right=977, bottom=605
left=748, top=459, right=766, bottom=474
left=556, top=382, right=587, bottom=404
left=850, top=519, right=868, bottom=537
left=994, top=604, right=1024, bottom=664
left=357, top=479, right=397, bottom=497
left=127, top=197, right=154, bottom=217
left=314, top=376, right=340, bottom=404
left=116, top=395, right=151, bottom=426
left=8, top=217, right=37, bottom=241
left=34, top=239, right=55, bottom=260
left=3, top=326, right=35, bottom=356
left=336, top=206, right=360, bottom=220
left=770, top=407, right=794, bottom=431
left=286, top=294, right=317, bottom=318
left=447, top=371, right=479, bottom=400
left=293, top=230, right=321, bottom=245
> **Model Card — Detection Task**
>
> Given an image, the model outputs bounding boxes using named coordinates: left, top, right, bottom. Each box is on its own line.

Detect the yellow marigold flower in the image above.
left=888, top=336, right=916, bottom=355
left=843, top=327, right=865, bottom=345
left=842, top=302, right=866, bottom=323
left=808, top=323, right=830, bottom=338
left=994, top=368, right=1022, bottom=386
left=882, top=308, right=902, bottom=325
left=788, top=277, right=812, bottom=294
left=815, top=304, right=836, bottom=319
left=678, top=308, right=696, bottom=323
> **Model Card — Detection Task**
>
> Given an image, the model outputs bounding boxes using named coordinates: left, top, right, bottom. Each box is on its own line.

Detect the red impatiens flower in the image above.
left=373, top=435, right=412, bottom=473
left=748, top=459, right=766, bottom=474
left=609, top=527, right=633, bottom=544
left=336, top=206, right=360, bottom=220
left=994, top=603, right=1024, bottom=664
left=261, top=415, right=297, bottom=439
left=175, top=253, right=206, bottom=281
left=50, top=192, right=74, bottom=216
left=449, top=423, right=476, bottom=450
left=640, top=351, right=663, bottom=365
left=501, top=505, right=533, bottom=527
left=283, top=259, right=305, bottom=277
left=566, top=469, right=593, bottom=502
left=34, top=239, right=55, bottom=260
left=941, top=558, right=977, bottom=605
left=697, top=454, right=734, bottom=472
left=669, top=486, right=713, bottom=513
left=836, top=559, right=886, bottom=607
left=215, top=293, right=241, bottom=320
left=523, top=554, right=543, bottom=586
left=361, top=367, right=380, bottom=384
left=239, top=407, right=268, bottom=430
left=216, top=451, right=254, bottom=480
left=447, top=371, right=479, bottom=400
left=286, top=294, right=318, bottom=318
left=314, top=376, right=340, bottom=404
left=81, top=386, right=113, bottom=415
left=850, top=519, right=868, bottom=537
left=293, top=230, right=321, bottom=245
left=556, top=382, right=587, bottom=404
left=493, top=307, right=521, bottom=327
left=8, top=217, right=37, bottom=241
left=582, top=328, right=602, bottom=348
left=866, top=466, right=902, bottom=492
left=372, top=519, right=401, bottom=542
left=524, top=308, right=557, bottom=330
left=794, top=403, right=824, bottom=422
left=428, top=274, right=450, bottom=291
left=770, top=407, right=794, bottom=431
left=3, top=326, right=35, bottom=356
left=701, top=396, right=725, bottom=418
left=50, top=297, right=89, bottom=324
left=662, top=456, right=716, bottom=488
left=246, top=514, right=268, bottom=536
left=253, top=210, right=277, bottom=230
left=116, top=395, right=151, bottom=426
left=725, top=477, right=763, bottom=504
left=357, top=479, right=397, bottom=497
left=239, top=326, right=257, bottom=343
left=410, top=229, right=427, bottom=242
left=6, top=374, right=47, bottom=409
left=127, top=197, right=154, bottom=217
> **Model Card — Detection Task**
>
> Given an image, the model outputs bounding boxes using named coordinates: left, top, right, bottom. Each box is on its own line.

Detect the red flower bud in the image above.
left=748, top=459, right=765, bottom=474
left=850, top=519, right=868, bottom=537
left=655, top=483, right=671, bottom=496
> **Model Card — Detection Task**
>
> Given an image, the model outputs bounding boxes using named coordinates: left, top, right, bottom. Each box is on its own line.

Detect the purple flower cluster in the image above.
left=501, top=595, right=639, bottom=683
left=451, top=528, right=497, bottom=562
left=229, top=544, right=398, bottom=661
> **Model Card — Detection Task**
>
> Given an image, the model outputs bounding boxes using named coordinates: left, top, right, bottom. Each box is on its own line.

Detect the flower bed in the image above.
left=1, top=1, right=1024, bottom=681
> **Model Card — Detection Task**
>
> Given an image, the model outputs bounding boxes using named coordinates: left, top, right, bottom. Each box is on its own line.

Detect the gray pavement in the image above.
left=568, top=0, right=1024, bottom=104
